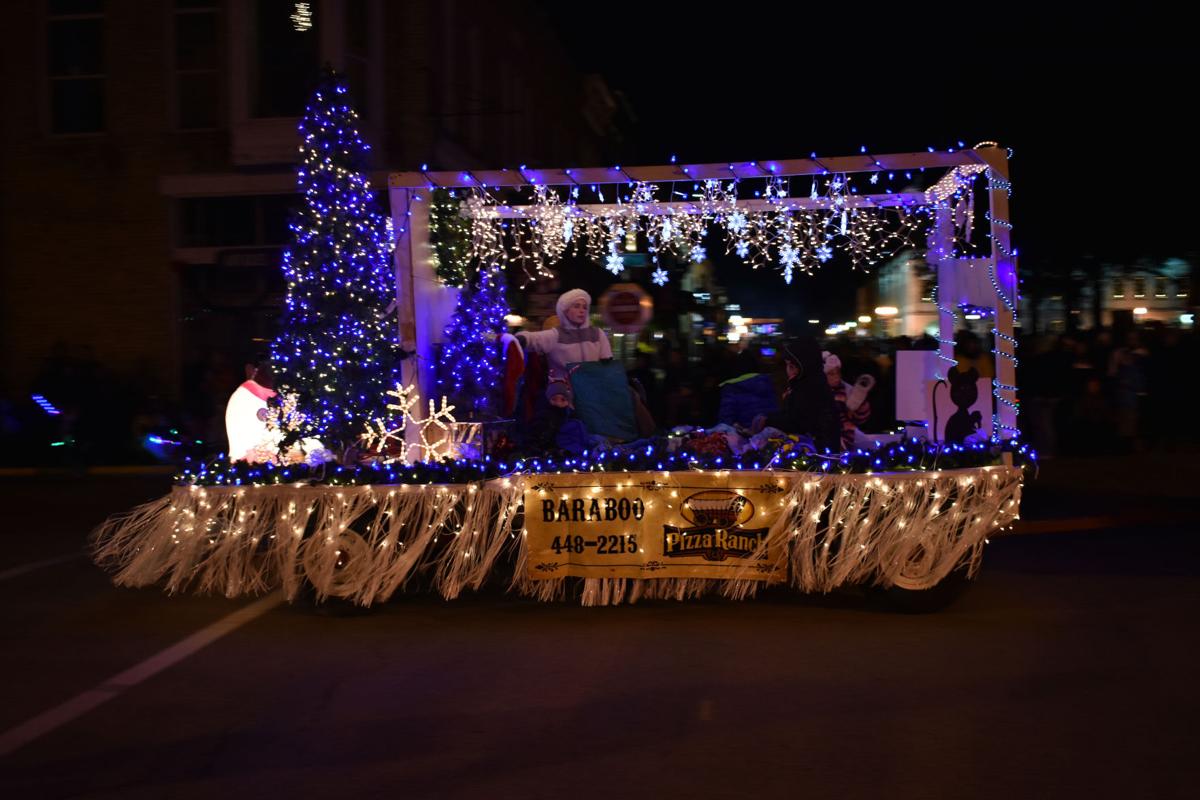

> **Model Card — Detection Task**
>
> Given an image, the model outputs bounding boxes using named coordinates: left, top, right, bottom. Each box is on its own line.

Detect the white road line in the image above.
left=0, top=593, right=282, bottom=757
left=0, top=553, right=83, bottom=582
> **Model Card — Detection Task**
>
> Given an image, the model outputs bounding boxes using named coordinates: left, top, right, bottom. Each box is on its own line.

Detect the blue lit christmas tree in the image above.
left=437, top=265, right=508, bottom=417
left=271, top=70, right=401, bottom=446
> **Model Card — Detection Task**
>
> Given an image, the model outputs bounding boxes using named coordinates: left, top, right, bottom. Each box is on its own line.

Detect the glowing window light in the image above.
left=291, top=2, right=312, bottom=31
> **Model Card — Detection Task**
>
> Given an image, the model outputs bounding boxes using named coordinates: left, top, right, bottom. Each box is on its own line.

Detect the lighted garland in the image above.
left=177, top=438, right=1035, bottom=488
left=429, top=188, right=474, bottom=287
left=455, top=174, right=928, bottom=288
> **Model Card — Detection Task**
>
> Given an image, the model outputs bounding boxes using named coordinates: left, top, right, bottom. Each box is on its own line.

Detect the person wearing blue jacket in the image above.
left=717, top=349, right=778, bottom=428
left=528, top=380, right=590, bottom=454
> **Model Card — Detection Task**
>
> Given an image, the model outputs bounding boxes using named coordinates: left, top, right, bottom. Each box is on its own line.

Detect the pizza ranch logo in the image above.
left=662, top=490, right=769, bottom=561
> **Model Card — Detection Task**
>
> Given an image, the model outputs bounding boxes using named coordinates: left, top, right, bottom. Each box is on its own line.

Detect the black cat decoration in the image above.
left=942, top=367, right=983, bottom=443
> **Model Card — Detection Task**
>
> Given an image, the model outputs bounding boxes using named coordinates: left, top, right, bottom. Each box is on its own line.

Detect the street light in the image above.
left=874, top=306, right=899, bottom=317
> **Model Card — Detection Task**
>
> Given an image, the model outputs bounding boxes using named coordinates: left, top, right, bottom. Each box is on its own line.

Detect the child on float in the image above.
left=528, top=379, right=591, bottom=455
left=751, top=337, right=842, bottom=452
left=514, top=289, right=612, bottom=377
left=513, top=288, right=655, bottom=438
left=822, top=351, right=875, bottom=450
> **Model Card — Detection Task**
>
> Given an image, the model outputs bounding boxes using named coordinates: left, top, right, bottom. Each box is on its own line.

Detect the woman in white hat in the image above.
left=514, top=288, right=612, bottom=377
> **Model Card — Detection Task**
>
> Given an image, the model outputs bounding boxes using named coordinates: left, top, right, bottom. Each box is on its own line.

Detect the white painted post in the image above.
left=975, top=147, right=1019, bottom=438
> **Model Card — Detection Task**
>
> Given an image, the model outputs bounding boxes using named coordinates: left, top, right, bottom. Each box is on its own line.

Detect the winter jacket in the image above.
left=764, top=376, right=842, bottom=452
left=717, top=373, right=779, bottom=428
left=528, top=405, right=589, bottom=455
left=516, top=290, right=612, bottom=378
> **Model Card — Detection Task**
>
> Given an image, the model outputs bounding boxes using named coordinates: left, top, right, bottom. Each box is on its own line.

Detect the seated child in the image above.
left=528, top=380, right=591, bottom=455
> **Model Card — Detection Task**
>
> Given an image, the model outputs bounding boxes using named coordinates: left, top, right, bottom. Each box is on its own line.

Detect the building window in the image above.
left=47, top=0, right=104, bottom=134
left=1112, top=278, right=1124, bottom=299
left=1154, top=278, right=1167, bottom=298
left=178, top=195, right=294, bottom=248
left=252, top=0, right=319, bottom=118
left=1133, top=276, right=1146, bottom=298
left=1179, top=277, right=1191, bottom=299
left=173, top=0, right=220, bottom=129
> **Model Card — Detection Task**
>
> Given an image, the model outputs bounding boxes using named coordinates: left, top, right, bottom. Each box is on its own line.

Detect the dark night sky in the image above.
left=537, top=7, right=1191, bottom=321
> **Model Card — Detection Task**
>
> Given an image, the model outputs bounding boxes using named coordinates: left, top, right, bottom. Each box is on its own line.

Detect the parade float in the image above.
left=93, top=74, right=1031, bottom=607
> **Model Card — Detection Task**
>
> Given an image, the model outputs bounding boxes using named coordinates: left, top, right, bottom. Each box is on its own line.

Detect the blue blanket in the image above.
left=567, top=361, right=637, bottom=441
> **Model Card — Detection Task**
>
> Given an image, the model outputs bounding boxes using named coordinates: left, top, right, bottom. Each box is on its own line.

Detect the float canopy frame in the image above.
left=385, top=145, right=1018, bottom=438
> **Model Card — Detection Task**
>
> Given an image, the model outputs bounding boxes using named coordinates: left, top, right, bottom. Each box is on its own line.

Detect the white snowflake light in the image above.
left=735, top=240, right=750, bottom=259
left=727, top=211, right=747, bottom=235
left=651, top=268, right=669, bottom=286
left=362, top=383, right=458, bottom=464
left=690, top=245, right=707, bottom=263
left=816, top=244, right=834, bottom=262
left=606, top=247, right=624, bottom=275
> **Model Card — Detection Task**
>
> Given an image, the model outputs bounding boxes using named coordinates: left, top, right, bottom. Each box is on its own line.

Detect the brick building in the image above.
left=1, top=0, right=618, bottom=425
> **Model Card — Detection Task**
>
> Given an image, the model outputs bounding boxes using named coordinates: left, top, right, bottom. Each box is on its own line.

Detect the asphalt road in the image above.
left=1, top=467, right=1197, bottom=799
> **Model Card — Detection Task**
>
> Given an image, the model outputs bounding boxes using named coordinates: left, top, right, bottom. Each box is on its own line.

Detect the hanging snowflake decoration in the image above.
left=651, top=267, right=669, bottom=286
left=630, top=181, right=659, bottom=211
left=660, top=217, right=674, bottom=241
left=735, top=240, right=750, bottom=259
left=779, top=243, right=800, bottom=269
left=816, top=244, right=834, bottom=263
left=779, top=243, right=801, bottom=285
left=606, top=246, right=624, bottom=275
left=690, top=244, right=707, bottom=263
left=727, top=211, right=747, bottom=235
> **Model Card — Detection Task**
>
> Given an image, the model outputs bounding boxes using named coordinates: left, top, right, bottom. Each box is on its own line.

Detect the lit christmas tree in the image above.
left=271, top=70, right=401, bottom=446
left=437, top=265, right=509, bottom=417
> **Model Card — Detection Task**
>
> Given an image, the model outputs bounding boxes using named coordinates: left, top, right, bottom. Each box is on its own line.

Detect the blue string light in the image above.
left=270, top=70, right=402, bottom=446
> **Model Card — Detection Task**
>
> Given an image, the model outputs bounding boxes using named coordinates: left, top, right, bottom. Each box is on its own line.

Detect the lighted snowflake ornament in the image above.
left=361, top=383, right=459, bottom=463
left=417, top=396, right=457, bottom=462
left=780, top=244, right=800, bottom=270
left=735, top=240, right=750, bottom=259
left=606, top=246, right=624, bottom=275
left=690, top=245, right=707, bottom=263
left=651, top=268, right=669, bottom=286
left=816, top=244, right=834, bottom=263
left=727, top=211, right=747, bottom=235
left=779, top=243, right=801, bottom=285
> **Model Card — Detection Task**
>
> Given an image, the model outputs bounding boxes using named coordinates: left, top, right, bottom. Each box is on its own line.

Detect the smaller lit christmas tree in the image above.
left=437, top=265, right=508, bottom=417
